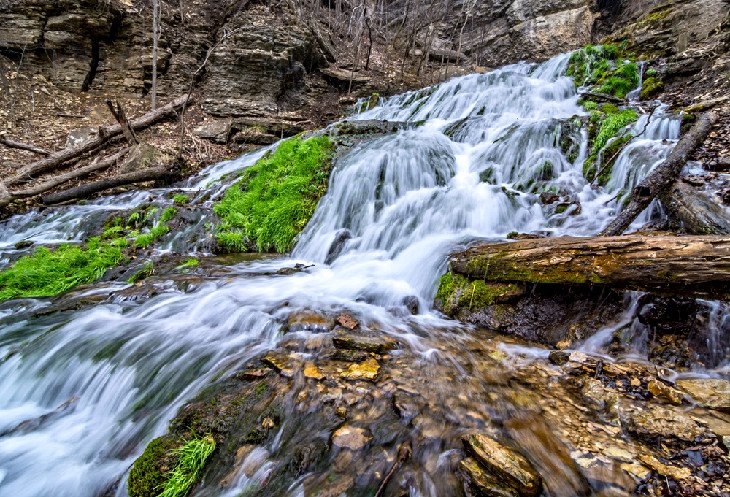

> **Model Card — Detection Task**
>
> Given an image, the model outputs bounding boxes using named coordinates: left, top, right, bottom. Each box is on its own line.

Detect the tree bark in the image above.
left=449, top=235, right=730, bottom=300
left=42, top=164, right=179, bottom=205
left=0, top=137, right=50, bottom=156
left=6, top=94, right=190, bottom=187
left=600, top=112, right=716, bottom=236
left=106, top=99, right=139, bottom=145
left=151, top=0, right=160, bottom=111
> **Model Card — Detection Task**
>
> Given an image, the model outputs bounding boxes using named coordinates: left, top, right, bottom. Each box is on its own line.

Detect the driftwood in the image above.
left=449, top=235, right=730, bottom=300
left=106, top=99, right=139, bottom=145
left=42, top=163, right=178, bottom=205
left=600, top=112, right=716, bottom=236
left=0, top=136, right=50, bottom=156
left=7, top=94, right=190, bottom=187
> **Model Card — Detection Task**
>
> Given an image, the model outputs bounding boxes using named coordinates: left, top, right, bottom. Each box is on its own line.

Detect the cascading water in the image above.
left=0, top=53, right=706, bottom=497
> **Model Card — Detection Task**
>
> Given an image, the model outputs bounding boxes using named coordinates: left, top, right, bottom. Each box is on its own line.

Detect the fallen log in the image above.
left=7, top=94, right=190, bottom=187
left=0, top=137, right=50, bottom=156
left=42, top=163, right=179, bottom=205
left=11, top=148, right=129, bottom=199
left=449, top=235, right=730, bottom=300
left=600, top=112, right=715, bottom=236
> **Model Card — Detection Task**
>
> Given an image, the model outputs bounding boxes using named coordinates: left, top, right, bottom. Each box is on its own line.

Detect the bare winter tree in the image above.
left=151, top=0, right=160, bottom=110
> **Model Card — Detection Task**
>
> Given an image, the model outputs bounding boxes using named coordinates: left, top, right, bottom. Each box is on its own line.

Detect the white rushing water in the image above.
left=0, top=54, right=687, bottom=497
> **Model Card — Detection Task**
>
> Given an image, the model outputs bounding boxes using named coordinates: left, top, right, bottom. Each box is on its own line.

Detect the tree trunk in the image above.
left=151, top=0, right=160, bottom=111
left=6, top=94, right=190, bottom=187
left=42, top=163, right=179, bottom=205
left=600, top=112, right=716, bottom=236
left=448, top=235, right=730, bottom=300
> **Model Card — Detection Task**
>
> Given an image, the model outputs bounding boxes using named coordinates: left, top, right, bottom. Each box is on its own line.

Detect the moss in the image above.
left=640, top=77, right=664, bottom=100
left=535, top=161, right=555, bottom=181
left=176, top=258, right=199, bottom=270
left=133, top=207, right=177, bottom=249
left=128, top=436, right=180, bottom=497
left=172, top=194, right=189, bottom=206
left=593, top=109, right=638, bottom=154
left=479, top=167, right=495, bottom=184
left=569, top=45, right=639, bottom=99
left=158, top=436, right=216, bottom=497
left=213, top=136, right=335, bottom=253
left=0, top=237, right=125, bottom=300
left=436, top=272, right=524, bottom=314
left=596, top=134, right=633, bottom=185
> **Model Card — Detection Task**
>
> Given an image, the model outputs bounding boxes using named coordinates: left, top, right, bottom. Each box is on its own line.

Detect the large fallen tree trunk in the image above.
left=449, top=235, right=730, bottom=300
left=6, top=94, right=190, bottom=187
left=600, top=112, right=716, bottom=236
left=42, top=164, right=178, bottom=205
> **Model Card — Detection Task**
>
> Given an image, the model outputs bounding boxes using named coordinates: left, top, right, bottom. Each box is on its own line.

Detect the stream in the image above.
left=0, top=53, right=724, bottom=497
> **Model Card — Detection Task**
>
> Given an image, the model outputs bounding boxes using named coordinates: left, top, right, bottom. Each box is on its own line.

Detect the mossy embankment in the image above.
left=0, top=204, right=182, bottom=301
left=213, top=135, right=335, bottom=253
left=567, top=44, right=645, bottom=187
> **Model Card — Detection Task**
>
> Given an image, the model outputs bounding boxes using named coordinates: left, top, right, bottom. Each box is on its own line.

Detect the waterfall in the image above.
left=0, top=53, right=690, bottom=497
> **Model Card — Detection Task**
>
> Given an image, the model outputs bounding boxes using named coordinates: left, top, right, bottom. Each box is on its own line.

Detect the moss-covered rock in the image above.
left=436, top=272, right=525, bottom=316
left=640, top=76, right=664, bottom=100
left=128, top=436, right=180, bottom=497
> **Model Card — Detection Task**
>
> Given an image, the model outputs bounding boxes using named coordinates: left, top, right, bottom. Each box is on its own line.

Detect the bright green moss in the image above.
left=593, top=109, right=638, bottom=154
left=133, top=208, right=177, bottom=248
left=640, top=76, right=664, bottom=100
left=213, top=136, right=335, bottom=253
left=128, top=437, right=179, bottom=497
left=568, top=45, right=639, bottom=99
left=0, top=237, right=124, bottom=300
left=172, top=194, right=189, bottom=205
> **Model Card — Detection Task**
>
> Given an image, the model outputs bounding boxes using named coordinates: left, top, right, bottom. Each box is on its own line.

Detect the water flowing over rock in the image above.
left=0, top=52, right=727, bottom=497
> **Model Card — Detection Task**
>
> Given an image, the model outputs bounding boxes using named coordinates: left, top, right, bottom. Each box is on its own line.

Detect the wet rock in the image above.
left=393, top=395, right=420, bottom=423
left=325, top=229, right=351, bottom=264
left=330, top=348, right=369, bottom=363
left=303, top=362, right=325, bottom=380
left=675, top=378, right=730, bottom=411
left=340, top=357, right=380, bottom=382
left=286, top=311, right=335, bottom=333
left=65, top=127, right=99, bottom=148
left=262, top=351, right=299, bottom=378
left=402, top=296, right=420, bottom=315
left=13, top=240, right=34, bottom=250
left=331, top=426, right=371, bottom=450
left=548, top=350, right=570, bottom=366
left=619, top=404, right=708, bottom=442
left=639, top=454, right=692, bottom=481
left=647, top=379, right=684, bottom=405
left=236, top=366, right=270, bottom=381
left=539, top=192, right=560, bottom=204
left=332, top=328, right=398, bottom=354
left=460, top=457, right=520, bottom=497
left=276, top=263, right=314, bottom=275
left=335, top=313, right=359, bottom=330
left=462, top=433, right=542, bottom=497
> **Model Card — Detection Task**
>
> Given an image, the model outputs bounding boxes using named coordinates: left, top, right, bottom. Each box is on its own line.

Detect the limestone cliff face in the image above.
left=0, top=0, right=727, bottom=133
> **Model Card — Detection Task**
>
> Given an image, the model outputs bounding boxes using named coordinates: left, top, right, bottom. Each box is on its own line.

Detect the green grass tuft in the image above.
left=0, top=237, right=124, bottom=300
left=172, top=194, right=189, bottom=206
left=128, top=261, right=154, bottom=284
left=157, top=436, right=216, bottom=497
left=214, top=135, right=335, bottom=253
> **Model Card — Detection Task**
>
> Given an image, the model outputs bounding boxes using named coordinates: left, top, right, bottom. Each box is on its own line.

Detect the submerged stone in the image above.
left=340, top=357, right=380, bottom=381
left=619, top=404, right=707, bottom=442
left=331, top=425, right=371, bottom=450
left=262, top=351, right=299, bottom=378
left=462, top=433, right=541, bottom=497
left=459, top=457, right=519, bottom=497
left=335, top=313, right=359, bottom=330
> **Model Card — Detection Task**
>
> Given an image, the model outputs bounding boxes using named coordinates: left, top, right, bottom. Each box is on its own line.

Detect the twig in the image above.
left=374, top=442, right=411, bottom=497
left=0, top=137, right=50, bottom=156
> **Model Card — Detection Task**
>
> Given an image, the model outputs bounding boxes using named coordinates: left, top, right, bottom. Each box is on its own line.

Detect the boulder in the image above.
left=332, top=328, right=398, bottom=354
left=286, top=311, right=335, bottom=333
left=193, top=119, right=231, bottom=144
left=460, top=457, right=519, bottom=497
